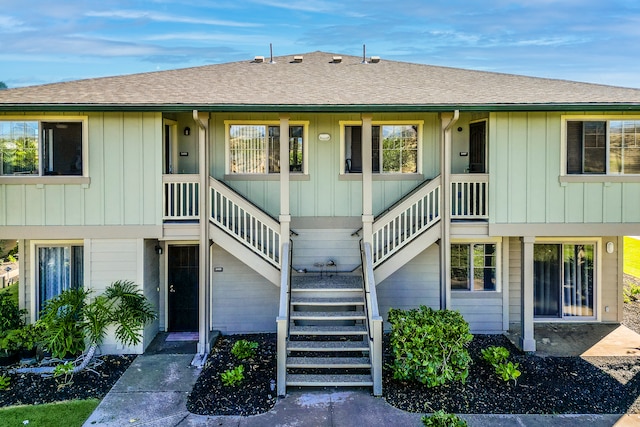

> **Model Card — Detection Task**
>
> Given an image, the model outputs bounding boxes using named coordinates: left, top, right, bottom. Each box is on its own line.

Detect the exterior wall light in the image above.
left=606, top=241, right=614, bottom=254
left=318, top=133, right=331, bottom=141
left=184, top=127, right=191, bottom=136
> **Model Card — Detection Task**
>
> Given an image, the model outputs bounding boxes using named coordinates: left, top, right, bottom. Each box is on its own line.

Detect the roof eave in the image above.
left=1, top=103, right=640, bottom=113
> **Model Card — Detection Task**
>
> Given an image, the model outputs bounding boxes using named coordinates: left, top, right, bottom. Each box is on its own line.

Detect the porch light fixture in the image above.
left=183, top=127, right=191, bottom=136
left=606, top=241, right=614, bottom=254
left=155, top=245, right=163, bottom=255
left=318, top=133, right=331, bottom=141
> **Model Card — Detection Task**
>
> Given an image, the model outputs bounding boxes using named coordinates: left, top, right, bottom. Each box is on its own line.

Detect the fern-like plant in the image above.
left=231, top=339, right=258, bottom=360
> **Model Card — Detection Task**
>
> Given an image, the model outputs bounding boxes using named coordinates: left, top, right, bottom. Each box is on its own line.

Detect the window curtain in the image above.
left=38, top=246, right=83, bottom=313
left=534, top=244, right=561, bottom=317
left=563, top=245, right=594, bottom=317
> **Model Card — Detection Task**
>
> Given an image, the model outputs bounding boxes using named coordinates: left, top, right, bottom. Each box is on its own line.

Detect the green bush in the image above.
left=388, top=306, right=473, bottom=387
left=220, top=365, right=244, bottom=386
left=231, top=339, right=258, bottom=360
left=421, top=410, right=468, bottom=427
left=481, top=346, right=509, bottom=366
left=36, top=288, right=88, bottom=359
left=624, top=283, right=640, bottom=303
left=0, top=374, right=10, bottom=390
left=495, top=361, right=521, bottom=383
left=0, top=324, right=41, bottom=354
left=0, top=291, right=25, bottom=335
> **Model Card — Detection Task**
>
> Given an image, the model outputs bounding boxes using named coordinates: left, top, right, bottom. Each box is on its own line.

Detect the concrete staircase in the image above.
left=285, top=274, right=373, bottom=388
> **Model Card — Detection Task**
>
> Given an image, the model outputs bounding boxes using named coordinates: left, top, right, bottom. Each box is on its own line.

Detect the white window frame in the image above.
left=0, top=116, right=89, bottom=184
left=450, top=238, right=501, bottom=292
left=30, top=240, right=85, bottom=322
left=339, top=120, right=423, bottom=175
left=561, top=114, right=640, bottom=182
left=533, top=237, right=601, bottom=322
left=224, top=120, right=309, bottom=176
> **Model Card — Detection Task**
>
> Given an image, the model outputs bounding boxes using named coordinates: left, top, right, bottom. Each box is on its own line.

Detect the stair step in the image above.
left=287, top=340, right=369, bottom=352
left=291, top=297, right=364, bottom=306
left=289, top=325, right=367, bottom=335
left=287, top=374, right=373, bottom=387
left=290, top=311, right=366, bottom=320
left=287, top=357, right=371, bottom=368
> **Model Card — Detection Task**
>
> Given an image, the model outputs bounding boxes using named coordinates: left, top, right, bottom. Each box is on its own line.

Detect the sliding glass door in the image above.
left=534, top=243, right=595, bottom=319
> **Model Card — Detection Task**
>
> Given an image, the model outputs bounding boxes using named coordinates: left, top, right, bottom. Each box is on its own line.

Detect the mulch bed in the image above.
left=187, top=333, right=277, bottom=416
left=0, top=355, right=135, bottom=407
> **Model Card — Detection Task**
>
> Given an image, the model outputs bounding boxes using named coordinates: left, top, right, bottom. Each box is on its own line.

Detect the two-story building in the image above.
left=1, top=51, right=639, bottom=394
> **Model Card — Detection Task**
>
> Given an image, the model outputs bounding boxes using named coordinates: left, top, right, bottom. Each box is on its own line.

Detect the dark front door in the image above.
left=167, top=245, right=199, bottom=331
left=469, top=121, right=486, bottom=173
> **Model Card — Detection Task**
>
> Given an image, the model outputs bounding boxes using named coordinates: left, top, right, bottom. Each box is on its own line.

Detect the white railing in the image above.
left=372, top=176, right=441, bottom=266
left=361, top=241, right=383, bottom=396
left=163, top=174, right=200, bottom=220
left=209, top=177, right=281, bottom=267
left=451, top=174, right=489, bottom=219
left=276, top=241, right=292, bottom=397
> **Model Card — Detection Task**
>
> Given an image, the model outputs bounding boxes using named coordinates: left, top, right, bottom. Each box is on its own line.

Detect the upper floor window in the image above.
left=0, top=119, right=84, bottom=176
left=567, top=119, right=640, bottom=175
left=343, top=123, right=420, bottom=174
left=228, top=123, right=305, bottom=174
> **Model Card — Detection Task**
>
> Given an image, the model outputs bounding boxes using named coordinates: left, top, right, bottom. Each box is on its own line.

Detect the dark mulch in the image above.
left=0, top=355, right=135, bottom=407
left=187, top=333, right=277, bottom=416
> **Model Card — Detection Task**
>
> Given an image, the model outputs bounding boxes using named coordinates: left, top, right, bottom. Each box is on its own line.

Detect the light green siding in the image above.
left=0, top=112, right=162, bottom=227
left=210, top=112, right=440, bottom=217
left=489, top=112, right=640, bottom=224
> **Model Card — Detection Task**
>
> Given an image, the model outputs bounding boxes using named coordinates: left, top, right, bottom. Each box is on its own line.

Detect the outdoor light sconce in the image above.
left=183, top=127, right=191, bottom=136
left=318, top=133, right=331, bottom=141
left=606, top=241, right=614, bottom=254
left=155, top=245, right=163, bottom=255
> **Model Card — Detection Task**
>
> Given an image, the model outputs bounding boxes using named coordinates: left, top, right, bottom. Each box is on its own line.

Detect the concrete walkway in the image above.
left=83, top=352, right=637, bottom=427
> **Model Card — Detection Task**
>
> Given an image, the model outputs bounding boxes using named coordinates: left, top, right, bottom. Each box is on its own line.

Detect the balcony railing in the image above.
left=451, top=174, right=489, bottom=220
left=162, top=174, right=200, bottom=220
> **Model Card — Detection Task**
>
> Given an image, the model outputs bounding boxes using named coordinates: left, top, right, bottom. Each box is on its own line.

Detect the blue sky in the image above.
left=2, top=0, right=640, bottom=88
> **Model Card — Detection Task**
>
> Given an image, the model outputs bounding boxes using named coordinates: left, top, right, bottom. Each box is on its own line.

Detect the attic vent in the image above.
left=293, top=55, right=303, bottom=63
left=370, top=56, right=381, bottom=63
left=254, top=56, right=265, bottom=63
left=332, top=56, right=343, bottom=63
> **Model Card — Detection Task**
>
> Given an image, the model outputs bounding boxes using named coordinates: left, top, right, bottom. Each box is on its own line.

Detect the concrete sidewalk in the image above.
left=83, top=352, right=637, bottom=427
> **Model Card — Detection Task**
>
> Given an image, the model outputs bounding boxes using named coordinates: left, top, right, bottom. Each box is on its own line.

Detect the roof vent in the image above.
left=293, top=55, right=303, bottom=63
left=254, top=56, right=265, bottom=63
left=370, top=56, right=381, bottom=63
left=332, top=56, right=343, bottom=63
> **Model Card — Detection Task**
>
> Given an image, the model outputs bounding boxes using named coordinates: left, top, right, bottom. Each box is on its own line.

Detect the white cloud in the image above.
left=85, top=10, right=260, bottom=27
left=0, top=15, right=32, bottom=33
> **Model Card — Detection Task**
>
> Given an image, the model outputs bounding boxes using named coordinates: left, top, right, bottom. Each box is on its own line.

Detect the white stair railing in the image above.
left=372, top=176, right=441, bottom=266
left=276, top=241, right=292, bottom=397
left=162, top=174, right=200, bottom=220
left=361, top=241, right=383, bottom=396
left=209, top=177, right=281, bottom=267
left=451, top=174, right=489, bottom=219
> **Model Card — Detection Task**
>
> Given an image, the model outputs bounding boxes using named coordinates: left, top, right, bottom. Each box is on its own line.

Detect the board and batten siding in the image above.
left=210, top=244, right=279, bottom=334
left=291, top=228, right=361, bottom=272
left=489, top=112, right=640, bottom=225
left=0, top=112, right=162, bottom=228
left=376, top=244, right=440, bottom=330
left=451, top=292, right=504, bottom=334
left=209, top=112, right=440, bottom=218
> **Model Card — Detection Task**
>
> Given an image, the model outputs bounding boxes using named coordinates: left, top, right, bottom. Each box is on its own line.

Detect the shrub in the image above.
left=36, top=288, right=88, bottom=359
left=0, top=291, right=26, bottom=335
left=495, top=361, right=521, bottom=384
left=388, top=306, right=473, bottom=387
left=221, top=365, right=244, bottom=386
left=53, top=361, right=75, bottom=389
left=0, top=324, right=41, bottom=354
left=0, top=374, right=10, bottom=390
left=231, top=339, right=258, bottom=360
left=624, top=283, right=640, bottom=303
left=421, top=410, right=468, bottom=427
left=481, top=346, right=509, bottom=366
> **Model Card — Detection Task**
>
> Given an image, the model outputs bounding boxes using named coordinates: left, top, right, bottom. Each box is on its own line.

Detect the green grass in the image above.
left=624, top=237, right=640, bottom=279
left=0, top=281, right=18, bottom=306
left=0, top=399, right=99, bottom=427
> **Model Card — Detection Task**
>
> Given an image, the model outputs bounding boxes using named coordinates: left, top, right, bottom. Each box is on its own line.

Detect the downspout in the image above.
left=193, top=109, right=211, bottom=355
left=440, top=110, right=459, bottom=310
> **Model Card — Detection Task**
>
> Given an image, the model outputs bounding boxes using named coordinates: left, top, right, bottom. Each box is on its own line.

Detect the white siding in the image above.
left=211, top=244, right=279, bottom=334
left=376, top=244, right=440, bottom=329
left=451, top=293, right=504, bottom=334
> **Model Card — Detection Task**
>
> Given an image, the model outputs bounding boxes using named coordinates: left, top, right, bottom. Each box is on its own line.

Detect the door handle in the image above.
left=169, top=284, right=176, bottom=293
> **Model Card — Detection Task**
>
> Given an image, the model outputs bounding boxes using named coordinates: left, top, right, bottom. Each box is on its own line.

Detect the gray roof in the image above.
left=2, top=51, right=640, bottom=112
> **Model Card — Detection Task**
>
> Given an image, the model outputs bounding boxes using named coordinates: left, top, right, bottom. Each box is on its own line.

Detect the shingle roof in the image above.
left=2, top=51, right=640, bottom=112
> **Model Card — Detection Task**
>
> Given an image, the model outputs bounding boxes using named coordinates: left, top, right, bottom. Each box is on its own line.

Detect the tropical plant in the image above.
left=0, top=374, right=10, bottom=390
left=220, top=365, right=244, bottom=386
left=16, top=280, right=156, bottom=375
left=53, top=361, right=75, bottom=389
left=481, top=346, right=510, bottom=366
left=624, top=283, right=640, bottom=303
left=0, top=291, right=25, bottom=335
left=388, top=305, right=472, bottom=387
left=495, top=361, right=522, bottom=384
left=231, top=339, right=258, bottom=360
